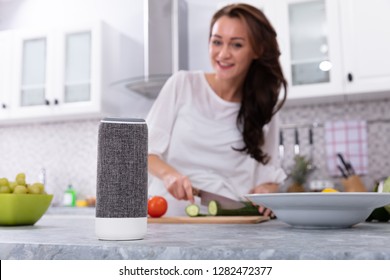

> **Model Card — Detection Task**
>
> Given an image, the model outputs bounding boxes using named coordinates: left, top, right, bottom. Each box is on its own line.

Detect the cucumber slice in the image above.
left=185, top=204, right=200, bottom=217
left=208, top=200, right=219, bottom=216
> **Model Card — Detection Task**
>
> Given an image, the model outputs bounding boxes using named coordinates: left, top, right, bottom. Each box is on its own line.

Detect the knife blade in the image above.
left=192, top=187, right=246, bottom=209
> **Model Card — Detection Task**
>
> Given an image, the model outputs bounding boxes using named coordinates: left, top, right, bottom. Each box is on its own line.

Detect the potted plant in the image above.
left=287, top=155, right=314, bottom=192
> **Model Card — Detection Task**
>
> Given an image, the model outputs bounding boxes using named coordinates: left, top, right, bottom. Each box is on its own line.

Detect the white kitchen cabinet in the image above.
left=276, top=0, right=343, bottom=100
left=12, top=29, right=54, bottom=118
left=9, top=23, right=102, bottom=122
left=51, top=24, right=101, bottom=118
left=340, top=0, right=390, bottom=96
left=0, top=31, right=15, bottom=118
left=277, top=0, right=390, bottom=101
left=0, top=21, right=128, bottom=124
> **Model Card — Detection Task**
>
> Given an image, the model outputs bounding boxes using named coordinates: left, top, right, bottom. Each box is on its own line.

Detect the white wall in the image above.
left=0, top=0, right=143, bottom=37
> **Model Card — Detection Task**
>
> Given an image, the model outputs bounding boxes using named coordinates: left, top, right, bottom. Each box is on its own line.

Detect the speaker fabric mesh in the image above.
left=96, top=118, right=148, bottom=218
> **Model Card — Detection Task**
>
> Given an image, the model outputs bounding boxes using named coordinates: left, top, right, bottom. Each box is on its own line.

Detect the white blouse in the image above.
left=146, top=71, right=286, bottom=216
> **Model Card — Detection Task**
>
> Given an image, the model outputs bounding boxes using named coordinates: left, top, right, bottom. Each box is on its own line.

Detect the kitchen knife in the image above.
left=337, top=153, right=354, bottom=176
left=279, top=130, right=285, bottom=160
left=337, top=164, right=348, bottom=178
left=192, top=187, right=246, bottom=209
left=294, top=128, right=300, bottom=155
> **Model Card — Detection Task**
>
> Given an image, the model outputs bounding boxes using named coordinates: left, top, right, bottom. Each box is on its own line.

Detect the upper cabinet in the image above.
left=0, top=31, right=14, bottom=118
left=340, top=0, right=390, bottom=96
left=9, top=23, right=102, bottom=121
left=0, top=21, right=127, bottom=124
left=12, top=29, right=54, bottom=118
left=277, top=0, right=390, bottom=101
left=277, top=0, right=343, bottom=100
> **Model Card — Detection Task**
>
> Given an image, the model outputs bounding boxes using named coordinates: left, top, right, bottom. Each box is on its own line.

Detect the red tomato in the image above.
left=148, top=196, right=168, bottom=218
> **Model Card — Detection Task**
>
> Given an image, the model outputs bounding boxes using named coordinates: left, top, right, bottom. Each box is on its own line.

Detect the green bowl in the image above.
left=0, top=194, right=53, bottom=226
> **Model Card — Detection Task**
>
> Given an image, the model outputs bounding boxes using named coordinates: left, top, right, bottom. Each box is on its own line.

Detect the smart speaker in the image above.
left=95, top=118, right=148, bottom=240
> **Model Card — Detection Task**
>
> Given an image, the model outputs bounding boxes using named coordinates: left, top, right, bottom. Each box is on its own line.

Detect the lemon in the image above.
left=321, top=188, right=339, bottom=193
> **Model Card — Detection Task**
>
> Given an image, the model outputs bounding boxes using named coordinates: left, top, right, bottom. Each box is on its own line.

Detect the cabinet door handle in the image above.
left=2, top=103, right=6, bottom=109
left=54, top=99, right=59, bottom=105
left=45, top=99, right=50, bottom=106
left=347, top=73, right=353, bottom=82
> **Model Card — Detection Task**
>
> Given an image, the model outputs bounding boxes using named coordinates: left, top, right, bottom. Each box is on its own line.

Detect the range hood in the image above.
left=113, top=0, right=188, bottom=99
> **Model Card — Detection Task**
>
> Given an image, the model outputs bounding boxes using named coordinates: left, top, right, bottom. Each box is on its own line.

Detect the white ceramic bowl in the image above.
left=245, top=192, right=390, bottom=229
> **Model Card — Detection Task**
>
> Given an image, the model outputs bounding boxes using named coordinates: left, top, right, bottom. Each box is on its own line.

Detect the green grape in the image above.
left=15, top=173, right=26, bottom=185
left=9, top=181, right=17, bottom=192
left=0, top=185, right=11, bottom=193
left=27, top=184, right=41, bottom=194
left=32, top=182, right=45, bottom=193
left=0, top=177, right=10, bottom=187
left=13, top=185, right=28, bottom=194
left=16, top=177, right=26, bottom=186
left=15, top=173, right=26, bottom=180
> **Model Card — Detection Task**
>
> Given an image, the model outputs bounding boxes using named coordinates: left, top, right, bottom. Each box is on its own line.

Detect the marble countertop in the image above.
left=1, top=208, right=390, bottom=260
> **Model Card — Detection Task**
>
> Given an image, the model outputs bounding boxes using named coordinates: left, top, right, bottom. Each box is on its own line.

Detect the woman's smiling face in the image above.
left=209, top=16, right=258, bottom=83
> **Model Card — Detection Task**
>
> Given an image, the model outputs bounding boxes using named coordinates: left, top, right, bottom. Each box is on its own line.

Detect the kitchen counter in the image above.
left=1, top=210, right=390, bottom=260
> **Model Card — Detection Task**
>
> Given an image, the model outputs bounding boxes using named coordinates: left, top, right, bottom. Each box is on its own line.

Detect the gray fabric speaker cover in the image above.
left=96, top=118, right=148, bottom=218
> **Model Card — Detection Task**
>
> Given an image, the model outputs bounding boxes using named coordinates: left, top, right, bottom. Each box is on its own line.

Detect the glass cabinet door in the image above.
left=288, top=0, right=330, bottom=86
left=64, top=31, right=91, bottom=103
left=20, top=38, right=47, bottom=106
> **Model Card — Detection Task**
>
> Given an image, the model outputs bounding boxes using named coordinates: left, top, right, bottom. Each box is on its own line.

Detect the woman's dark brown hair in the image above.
left=210, top=3, right=287, bottom=164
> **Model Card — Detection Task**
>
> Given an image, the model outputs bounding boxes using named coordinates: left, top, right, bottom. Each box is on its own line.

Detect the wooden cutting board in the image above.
left=148, top=216, right=269, bottom=224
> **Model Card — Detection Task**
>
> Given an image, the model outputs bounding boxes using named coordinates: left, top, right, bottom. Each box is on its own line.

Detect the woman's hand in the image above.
left=148, top=155, right=194, bottom=203
left=163, top=173, right=194, bottom=203
left=250, top=182, right=279, bottom=194
left=250, top=182, right=279, bottom=218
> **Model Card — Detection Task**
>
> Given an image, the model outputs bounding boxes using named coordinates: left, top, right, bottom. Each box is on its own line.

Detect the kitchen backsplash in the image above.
left=0, top=97, right=389, bottom=204
left=0, top=119, right=101, bottom=205
left=279, top=97, right=390, bottom=191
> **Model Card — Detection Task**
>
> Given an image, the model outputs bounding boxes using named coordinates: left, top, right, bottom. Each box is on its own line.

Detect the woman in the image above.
left=146, top=3, right=287, bottom=216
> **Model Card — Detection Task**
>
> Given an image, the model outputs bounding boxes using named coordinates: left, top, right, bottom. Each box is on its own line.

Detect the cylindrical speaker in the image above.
left=95, top=118, right=148, bottom=240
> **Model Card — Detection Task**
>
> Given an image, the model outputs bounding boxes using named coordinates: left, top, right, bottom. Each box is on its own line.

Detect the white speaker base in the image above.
left=95, top=217, right=147, bottom=240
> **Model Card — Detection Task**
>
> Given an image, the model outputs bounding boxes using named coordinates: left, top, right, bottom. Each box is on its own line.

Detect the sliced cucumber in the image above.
left=185, top=204, right=201, bottom=217
left=208, top=200, right=218, bottom=216
left=208, top=200, right=260, bottom=216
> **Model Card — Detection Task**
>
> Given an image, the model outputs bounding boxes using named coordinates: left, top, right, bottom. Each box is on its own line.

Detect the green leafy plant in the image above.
left=291, top=155, right=313, bottom=185
left=287, top=155, right=314, bottom=192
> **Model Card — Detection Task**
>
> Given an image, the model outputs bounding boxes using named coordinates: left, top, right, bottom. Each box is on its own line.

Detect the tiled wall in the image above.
left=1, top=97, right=389, bottom=203
left=279, top=97, right=390, bottom=191
left=0, top=119, right=101, bottom=205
